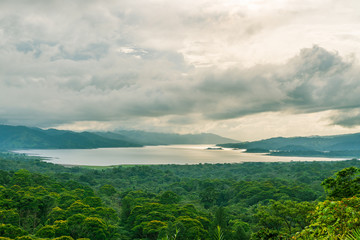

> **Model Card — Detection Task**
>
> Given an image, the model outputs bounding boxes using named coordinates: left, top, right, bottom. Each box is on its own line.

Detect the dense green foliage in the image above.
left=294, top=166, right=360, bottom=239
left=2, top=152, right=360, bottom=239
left=322, top=166, right=360, bottom=199
left=0, top=169, right=119, bottom=239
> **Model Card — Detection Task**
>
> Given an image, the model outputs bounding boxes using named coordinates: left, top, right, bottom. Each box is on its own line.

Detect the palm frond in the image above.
left=213, top=225, right=225, bottom=240
left=346, top=228, right=360, bottom=240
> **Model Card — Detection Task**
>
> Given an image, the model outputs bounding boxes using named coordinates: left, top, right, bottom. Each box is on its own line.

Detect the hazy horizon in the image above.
left=2, top=1, right=360, bottom=141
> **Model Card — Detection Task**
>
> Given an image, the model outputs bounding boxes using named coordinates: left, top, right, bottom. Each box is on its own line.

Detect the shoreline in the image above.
left=11, top=145, right=353, bottom=167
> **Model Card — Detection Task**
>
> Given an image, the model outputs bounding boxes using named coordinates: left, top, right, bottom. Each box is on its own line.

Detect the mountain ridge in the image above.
left=96, top=130, right=237, bottom=145
left=218, top=132, right=360, bottom=157
left=220, top=132, right=360, bottom=150
left=0, top=124, right=237, bottom=150
left=0, top=125, right=142, bottom=150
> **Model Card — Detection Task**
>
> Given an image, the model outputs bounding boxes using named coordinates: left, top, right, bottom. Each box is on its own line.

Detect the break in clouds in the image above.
left=1, top=0, right=360, bottom=135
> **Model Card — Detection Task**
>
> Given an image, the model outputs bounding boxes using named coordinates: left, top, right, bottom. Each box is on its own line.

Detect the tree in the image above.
left=253, top=200, right=314, bottom=238
left=36, top=225, right=55, bottom=238
left=294, top=196, right=360, bottom=239
left=66, top=214, right=86, bottom=239
left=229, top=220, right=250, bottom=240
left=83, top=197, right=102, bottom=208
left=213, top=207, right=228, bottom=230
left=322, top=167, right=360, bottom=199
left=0, top=209, right=19, bottom=226
left=213, top=226, right=224, bottom=240
left=82, top=217, right=108, bottom=240
left=143, top=220, right=167, bottom=240
left=11, top=170, right=32, bottom=187
left=0, top=170, right=10, bottom=185
left=47, top=207, right=67, bottom=224
left=159, top=191, right=180, bottom=204
left=99, top=185, right=116, bottom=197
left=67, top=201, right=91, bottom=216
left=175, top=216, right=206, bottom=240
left=200, top=186, right=218, bottom=209
left=120, top=196, right=132, bottom=223
left=37, top=195, right=56, bottom=224
left=0, top=223, right=27, bottom=239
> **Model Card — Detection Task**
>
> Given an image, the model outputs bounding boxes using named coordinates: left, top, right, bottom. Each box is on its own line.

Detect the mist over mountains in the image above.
left=2, top=124, right=360, bottom=159
left=0, top=125, right=236, bottom=150
left=0, top=125, right=142, bottom=150
left=219, top=133, right=360, bottom=158
left=96, top=130, right=236, bottom=146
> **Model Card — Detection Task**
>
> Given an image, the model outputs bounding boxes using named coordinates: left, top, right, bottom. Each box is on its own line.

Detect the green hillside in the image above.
left=0, top=125, right=142, bottom=150
left=219, top=133, right=360, bottom=158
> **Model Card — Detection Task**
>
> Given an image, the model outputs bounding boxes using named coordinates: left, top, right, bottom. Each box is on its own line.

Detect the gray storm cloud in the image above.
left=1, top=43, right=360, bottom=128
left=1, top=0, right=360, bottom=131
left=192, top=46, right=359, bottom=123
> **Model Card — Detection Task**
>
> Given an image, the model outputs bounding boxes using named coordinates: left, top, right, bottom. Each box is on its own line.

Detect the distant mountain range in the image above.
left=0, top=125, right=142, bottom=150
left=96, top=130, right=236, bottom=145
left=0, top=125, right=237, bottom=150
left=218, top=133, right=360, bottom=158
left=2, top=124, right=360, bottom=158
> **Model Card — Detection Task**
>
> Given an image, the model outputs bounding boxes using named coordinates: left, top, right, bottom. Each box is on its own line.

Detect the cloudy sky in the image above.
left=1, top=0, right=360, bottom=141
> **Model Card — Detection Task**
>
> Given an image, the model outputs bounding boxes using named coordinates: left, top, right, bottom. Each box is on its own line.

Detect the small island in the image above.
left=206, top=147, right=223, bottom=150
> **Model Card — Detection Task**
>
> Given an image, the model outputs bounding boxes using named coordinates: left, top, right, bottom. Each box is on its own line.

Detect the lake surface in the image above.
left=15, top=145, right=348, bottom=166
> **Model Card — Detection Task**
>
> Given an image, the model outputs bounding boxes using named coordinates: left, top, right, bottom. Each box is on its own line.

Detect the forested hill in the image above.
left=96, top=130, right=237, bottom=145
left=218, top=132, right=360, bottom=157
left=0, top=124, right=236, bottom=150
left=219, top=132, right=360, bottom=151
left=0, top=125, right=142, bottom=150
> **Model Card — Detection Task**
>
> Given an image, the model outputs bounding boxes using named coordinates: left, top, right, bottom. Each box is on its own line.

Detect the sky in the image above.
left=1, top=0, right=360, bottom=141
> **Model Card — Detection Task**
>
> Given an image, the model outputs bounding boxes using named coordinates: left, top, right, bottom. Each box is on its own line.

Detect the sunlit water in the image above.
left=14, top=145, right=349, bottom=166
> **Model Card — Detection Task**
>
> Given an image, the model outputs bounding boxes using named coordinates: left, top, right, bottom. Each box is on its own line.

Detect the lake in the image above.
left=15, top=145, right=348, bottom=166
